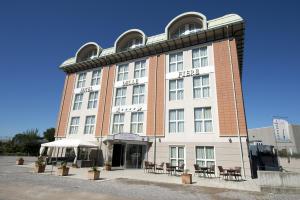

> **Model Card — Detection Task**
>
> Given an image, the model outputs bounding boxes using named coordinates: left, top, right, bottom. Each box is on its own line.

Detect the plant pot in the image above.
left=88, top=170, right=100, bottom=180
left=57, top=166, right=69, bottom=176
left=181, top=173, right=192, bottom=184
left=16, top=159, right=24, bottom=165
left=105, top=165, right=111, bottom=171
left=35, top=165, right=46, bottom=173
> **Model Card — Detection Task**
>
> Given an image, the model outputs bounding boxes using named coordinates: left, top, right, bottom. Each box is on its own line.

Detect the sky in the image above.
left=0, top=0, right=299, bottom=137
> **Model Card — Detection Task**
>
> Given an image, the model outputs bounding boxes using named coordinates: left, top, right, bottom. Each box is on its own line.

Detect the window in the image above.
left=169, top=79, right=183, bottom=101
left=77, top=73, right=86, bottom=88
left=192, top=47, right=208, bottom=68
left=130, top=112, right=144, bottom=133
left=169, top=52, right=183, bottom=72
left=84, top=116, right=95, bottom=134
left=117, top=64, right=129, bottom=81
left=121, top=38, right=143, bottom=51
left=112, top=114, right=124, bottom=133
left=171, top=23, right=201, bottom=39
left=132, top=84, right=145, bottom=104
left=196, top=146, right=215, bottom=167
left=69, top=117, right=80, bottom=134
left=115, top=87, right=127, bottom=106
left=170, top=146, right=185, bottom=166
left=73, top=93, right=83, bottom=110
left=194, top=107, right=213, bottom=132
left=169, top=109, right=184, bottom=133
left=193, top=75, right=210, bottom=98
left=134, top=60, right=146, bottom=78
left=87, top=91, right=98, bottom=109
left=91, top=70, right=101, bottom=86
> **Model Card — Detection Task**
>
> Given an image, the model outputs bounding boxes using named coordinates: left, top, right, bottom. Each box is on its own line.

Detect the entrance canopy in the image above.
left=41, top=138, right=98, bottom=148
left=103, top=133, right=151, bottom=144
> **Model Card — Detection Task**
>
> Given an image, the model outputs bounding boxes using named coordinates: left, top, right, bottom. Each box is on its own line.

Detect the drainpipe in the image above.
left=226, top=25, right=246, bottom=178
left=153, top=55, right=159, bottom=170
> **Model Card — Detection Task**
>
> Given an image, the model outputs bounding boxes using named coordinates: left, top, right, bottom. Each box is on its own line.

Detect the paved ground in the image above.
left=0, top=156, right=299, bottom=200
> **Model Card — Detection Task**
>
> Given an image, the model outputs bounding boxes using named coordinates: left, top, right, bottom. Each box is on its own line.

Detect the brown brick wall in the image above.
left=146, top=55, right=165, bottom=136
left=95, top=65, right=116, bottom=137
left=55, top=73, right=76, bottom=137
left=214, top=39, right=247, bottom=136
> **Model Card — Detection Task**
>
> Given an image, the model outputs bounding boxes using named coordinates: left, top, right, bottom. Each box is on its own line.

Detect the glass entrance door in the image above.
left=125, top=144, right=146, bottom=168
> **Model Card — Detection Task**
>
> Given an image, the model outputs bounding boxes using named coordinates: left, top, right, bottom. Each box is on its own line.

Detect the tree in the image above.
left=43, top=128, right=55, bottom=142
left=12, top=129, right=41, bottom=155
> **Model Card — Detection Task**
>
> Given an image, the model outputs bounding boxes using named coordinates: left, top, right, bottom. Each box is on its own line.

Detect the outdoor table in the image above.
left=200, top=166, right=209, bottom=177
left=225, top=168, right=237, bottom=180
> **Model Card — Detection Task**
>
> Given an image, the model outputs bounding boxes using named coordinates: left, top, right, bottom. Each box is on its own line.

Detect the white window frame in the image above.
left=195, top=146, right=215, bottom=167
left=169, top=79, right=184, bottom=101
left=134, top=60, right=146, bottom=78
left=69, top=117, right=80, bottom=134
left=130, top=112, right=144, bottom=134
left=112, top=113, right=125, bottom=134
left=194, top=107, right=213, bottom=133
left=84, top=115, right=95, bottom=134
left=132, top=84, right=145, bottom=104
left=192, top=47, right=208, bottom=68
left=73, top=93, right=83, bottom=110
left=169, top=52, right=183, bottom=72
left=77, top=72, right=86, bottom=88
left=115, top=87, right=127, bottom=106
left=193, top=75, right=210, bottom=98
left=91, top=69, right=101, bottom=86
left=87, top=91, right=98, bottom=109
left=117, top=64, right=129, bottom=81
left=169, top=146, right=185, bottom=167
left=169, top=109, right=184, bottom=133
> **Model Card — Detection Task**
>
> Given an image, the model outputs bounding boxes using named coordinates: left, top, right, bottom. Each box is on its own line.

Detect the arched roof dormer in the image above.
left=75, top=42, right=102, bottom=63
left=165, top=12, right=207, bottom=40
left=114, top=29, right=147, bottom=53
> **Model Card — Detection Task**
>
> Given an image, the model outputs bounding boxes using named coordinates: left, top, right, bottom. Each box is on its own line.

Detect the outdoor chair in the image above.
left=175, top=163, right=185, bottom=175
left=207, top=165, right=216, bottom=177
left=234, top=167, right=242, bottom=180
left=217, top=166, right=228, bottom=180
left=156, top=162, right=164, bottom=173
left=166, top=163, right=174, bottom=175
left=194, top=164, right=204, bottom=177
left=144, top=161, right=153, bottom=173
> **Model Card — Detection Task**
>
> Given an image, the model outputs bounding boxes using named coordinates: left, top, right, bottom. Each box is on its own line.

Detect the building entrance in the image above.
left=112, top=143, right=125, bottom=167
left=111, top=143, right=146, bottom=169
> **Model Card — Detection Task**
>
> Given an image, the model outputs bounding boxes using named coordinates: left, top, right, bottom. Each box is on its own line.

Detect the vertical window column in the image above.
left=169, top=109, right=184, bottom=133
left=69, top=117, right=80, bottom=134
left=84, top=116, right=95, bottom=134
left=169, top=52, right=183, bottom=72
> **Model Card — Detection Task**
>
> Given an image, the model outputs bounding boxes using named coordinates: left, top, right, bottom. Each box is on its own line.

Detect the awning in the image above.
left=41, top=138, right=99, bottom=148
left=103, top=133, right=151, bottom=144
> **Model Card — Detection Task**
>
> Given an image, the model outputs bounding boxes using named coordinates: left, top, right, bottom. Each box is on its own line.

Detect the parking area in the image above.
left=0, top=156, right=298, bottom=200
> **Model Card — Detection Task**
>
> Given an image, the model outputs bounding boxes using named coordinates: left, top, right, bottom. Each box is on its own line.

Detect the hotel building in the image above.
left=55, top=11, right=251, bottom=177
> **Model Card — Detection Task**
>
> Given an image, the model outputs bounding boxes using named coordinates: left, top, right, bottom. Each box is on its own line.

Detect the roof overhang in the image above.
left=60, top=21, right=245, bottom=76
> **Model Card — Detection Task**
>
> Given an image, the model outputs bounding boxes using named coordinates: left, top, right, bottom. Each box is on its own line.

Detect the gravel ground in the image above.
left=0, top=156, right=299, bottom=200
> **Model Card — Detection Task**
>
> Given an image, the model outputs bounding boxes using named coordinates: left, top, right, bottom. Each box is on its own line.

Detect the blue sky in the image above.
left=0, top=0, right=299, bottom=137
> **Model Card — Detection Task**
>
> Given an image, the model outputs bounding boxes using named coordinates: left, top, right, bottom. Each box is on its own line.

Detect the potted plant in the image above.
left=181, top=169, right=192, bottom=184
left=34, top=157, right=46, bottom=173
left=88, top=166, right=100, bottom=180
left=16, top=157, right=24, bottom=165
left=104, top=161, right=112, bottom=171
left=57, top=161, right=69, bottom=176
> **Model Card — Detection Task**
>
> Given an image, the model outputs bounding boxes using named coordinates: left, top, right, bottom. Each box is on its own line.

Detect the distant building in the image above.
left=248, top=124, right=300, bottom=154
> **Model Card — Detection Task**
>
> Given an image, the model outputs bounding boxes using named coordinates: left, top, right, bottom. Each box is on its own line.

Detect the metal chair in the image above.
left=156, top=162, right=164, bottom=173
left=217, top=166, right=228, bottom=180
